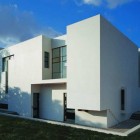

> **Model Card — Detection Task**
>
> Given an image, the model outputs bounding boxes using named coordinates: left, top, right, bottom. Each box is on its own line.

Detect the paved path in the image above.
left=107, top=119, right=140, bottom=133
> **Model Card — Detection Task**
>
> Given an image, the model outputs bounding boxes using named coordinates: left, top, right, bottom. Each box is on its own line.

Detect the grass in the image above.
left=0, top=115, right=140, bottom=140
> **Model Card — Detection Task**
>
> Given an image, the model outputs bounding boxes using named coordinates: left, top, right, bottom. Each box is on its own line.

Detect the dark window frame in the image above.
left=2, top=57, right=6, bottom=72
left=2, top=55, right=14, bottom=72
left=44, top=52, right=49, bottom=68
left=2, top=55, right=14, bottom=94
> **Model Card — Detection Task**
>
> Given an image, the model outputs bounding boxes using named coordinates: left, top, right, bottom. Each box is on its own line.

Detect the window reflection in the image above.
left=52, top=46, right=67, bottom=79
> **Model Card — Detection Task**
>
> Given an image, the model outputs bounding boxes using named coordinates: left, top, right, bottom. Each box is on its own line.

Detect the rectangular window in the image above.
left=2, top=57, right=6, bottom=72
left=52, top=46, right=67, bottom=79
left=2, top=55, right=14, bottom=94
left=2, top=57, right=8, bottom=93
left=44, top=52, right=49, bottom=68
left=121, top=89, right=125, bottom=110
left=66, top=108, right=75, bottom=120
left=0, top=103, right=8, bottom=109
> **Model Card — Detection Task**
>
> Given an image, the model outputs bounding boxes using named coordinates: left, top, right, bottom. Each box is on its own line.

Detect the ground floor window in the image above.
left=121, top=89, right=125, bottom=110
left=0, top=103, right=8, bottom=109
left=65, top=109, right=75, bottom=120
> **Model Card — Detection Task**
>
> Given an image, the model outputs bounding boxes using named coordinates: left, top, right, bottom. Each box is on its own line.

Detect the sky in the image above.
left=0, top=0, right=140, bottom=48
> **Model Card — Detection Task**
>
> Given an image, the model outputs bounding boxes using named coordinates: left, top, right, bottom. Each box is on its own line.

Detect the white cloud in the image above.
left=0, top=37, right=20, bottom=47
left=0, top=5, right=61, bottom=48
left=83, top=0, right=102, bottom=6
left=74, top=0, right=102, bottom=6
left=74, top=0, right=138, bottom=8
left=106, top=0, right=133, bottom=8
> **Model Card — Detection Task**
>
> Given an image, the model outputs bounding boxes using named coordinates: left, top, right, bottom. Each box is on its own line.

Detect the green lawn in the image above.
left=0, top=115, right=140, bottom=140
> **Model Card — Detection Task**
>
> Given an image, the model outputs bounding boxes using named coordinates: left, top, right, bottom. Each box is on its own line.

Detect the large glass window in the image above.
left=52, top=46, right=67, bottom=79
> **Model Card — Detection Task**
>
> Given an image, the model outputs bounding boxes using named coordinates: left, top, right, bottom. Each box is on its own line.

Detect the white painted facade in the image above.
left=0, top=15, right=140, bottom=128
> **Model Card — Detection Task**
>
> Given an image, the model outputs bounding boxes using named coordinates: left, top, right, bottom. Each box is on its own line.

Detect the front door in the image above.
left=33, top=93, right=40, bottom=118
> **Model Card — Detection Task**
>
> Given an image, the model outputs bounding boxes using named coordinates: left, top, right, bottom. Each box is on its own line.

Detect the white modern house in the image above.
left=0, top=15, right=140, bottom=128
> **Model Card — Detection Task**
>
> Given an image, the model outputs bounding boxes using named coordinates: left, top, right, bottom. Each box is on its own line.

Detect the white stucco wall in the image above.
left=67, top=15, right=101, bottom=110
left=1, top=72, right=6, bottom=93
left=42, top=36, right=52, bottom=80
left=39, top=84, right=66, bottom=122
left=0, top=34, right=66, bottom=118
left=75, top=110, right=107, bottom=128
left=0, top=36, right=50, bottom=116
left=100, top=16, right=140, bottom=127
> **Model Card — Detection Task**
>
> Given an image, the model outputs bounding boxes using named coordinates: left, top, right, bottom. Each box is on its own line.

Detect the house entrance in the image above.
left=63, top=93, right=75, bottom=122
left=33, top=93, right=40, bottom=118
left=64, top=93, right=67, bottom=121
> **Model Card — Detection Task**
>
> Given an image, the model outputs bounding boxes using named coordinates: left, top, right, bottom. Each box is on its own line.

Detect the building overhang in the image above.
left=31, top=78, right=67, bottom=85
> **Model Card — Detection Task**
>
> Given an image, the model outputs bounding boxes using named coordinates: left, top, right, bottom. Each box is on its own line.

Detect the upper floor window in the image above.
left=52, top=46, right=67, bottom=79
left=2, top=55, right=14, bottom=72
left=2, top=57, right=6, bottom=72
left=2, top=57, right=8, bottom=72
left=44, top=52, right=49, bottom=68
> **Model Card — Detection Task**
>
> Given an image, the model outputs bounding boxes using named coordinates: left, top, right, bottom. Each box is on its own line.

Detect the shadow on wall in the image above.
left=0, top=86, right=108, bottom=128
left=39, top=88, right=64, bottom=122
left=39, top=86, right=107, bottom=128
left=0, top=91, right=8, bottom=103
left=8, top=87, right=31, bottom=117
left=75, top=110, right=107, bottom=128
left=0, top=49, right=10, bottom=103
left=40, top=99, right=63, bottom=121
left=0, top=48, right=10, bottom=73
left=51, top=100, right=62, bottom=117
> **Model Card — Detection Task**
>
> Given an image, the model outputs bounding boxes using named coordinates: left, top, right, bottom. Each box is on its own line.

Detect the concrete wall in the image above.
left=67, top=15, right=101, bottom=110
left=42, top=36, right=52, bottom=80
left=100, top=16, right=140, bottom=127
left=52, top=35, right=66, bottom=49
left=0, top=36, right=44, bottom=116
left=39, top=84, right=66, bottom=122
left=75, top=110, right=107, bottom=128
